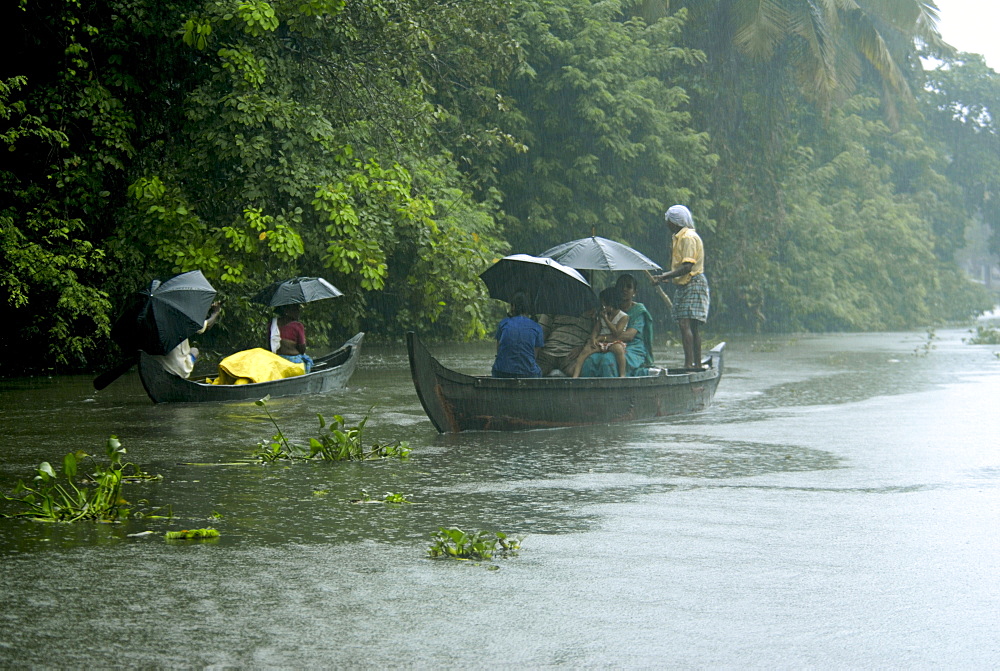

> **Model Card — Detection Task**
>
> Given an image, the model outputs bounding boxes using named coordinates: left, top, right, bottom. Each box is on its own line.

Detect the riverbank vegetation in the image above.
left=3, top=0, right=998, bottom=372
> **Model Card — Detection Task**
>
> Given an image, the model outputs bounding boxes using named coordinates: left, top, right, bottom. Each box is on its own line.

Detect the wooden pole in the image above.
left=643, top=270, right=672, bottom=309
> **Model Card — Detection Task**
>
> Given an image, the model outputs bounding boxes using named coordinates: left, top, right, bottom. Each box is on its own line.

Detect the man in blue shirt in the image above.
left=491, top=291, right=544, bottom=378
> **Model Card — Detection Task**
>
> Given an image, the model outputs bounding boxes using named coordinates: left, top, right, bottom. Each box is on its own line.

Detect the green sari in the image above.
left=579, top=301, right=653, bottom=377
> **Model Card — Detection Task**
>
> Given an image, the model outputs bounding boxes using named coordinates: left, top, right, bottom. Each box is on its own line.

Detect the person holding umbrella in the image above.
left=101, top=271, right=222, bottom=385
left=491, top=290, right=544, bottom=378
left=652, top=205, right=710, bottom=370
left=253, top=277, right=343, bottom=374
left=148, top=300, right=222, bottom=379
left=270, top=302, right=314, bottom=373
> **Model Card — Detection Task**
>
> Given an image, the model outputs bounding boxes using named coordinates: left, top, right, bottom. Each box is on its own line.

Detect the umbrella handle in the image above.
left=643, top=270, right=673, bottom=309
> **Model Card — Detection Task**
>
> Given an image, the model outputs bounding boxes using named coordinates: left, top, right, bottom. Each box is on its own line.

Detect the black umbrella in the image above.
left=129, top=270, right=218, bottom=355
left=251, top=276, right=344, bottom=307
left=540, top=236, right=662, bottom=272
left=480, top=254, right=597, bottom=316
left=98, top=271, right=218, bottom=390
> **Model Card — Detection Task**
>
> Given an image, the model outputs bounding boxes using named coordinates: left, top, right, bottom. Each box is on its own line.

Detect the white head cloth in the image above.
left=665, top=204, right=694, bottom=229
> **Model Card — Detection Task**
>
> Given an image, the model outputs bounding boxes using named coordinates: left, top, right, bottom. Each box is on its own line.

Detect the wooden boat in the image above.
left=407, top=331, right=724, bottom=432
left=138, top=332, right=364, bottom=403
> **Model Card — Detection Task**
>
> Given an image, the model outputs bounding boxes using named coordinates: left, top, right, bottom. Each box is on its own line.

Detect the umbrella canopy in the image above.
left=112, top=270, right=217, bottom=355
left=251, top=277, right=344, bottom=307
left=540, top=236, right=661, bottom=272
left=480, top=254, right=597, bottom=316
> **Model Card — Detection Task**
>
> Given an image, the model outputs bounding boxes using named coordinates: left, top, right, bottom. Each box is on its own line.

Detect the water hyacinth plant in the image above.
left=165, top=528, right=220, bottom=541
left=253, top=396, right=410, bottom=462
left=1, top=436, right=163, bottom=522
left=350, top=489, right=413, bottom=504
left=963, top=326, right=1000, bottom=345
left=427, top=527, right=521, bottom=561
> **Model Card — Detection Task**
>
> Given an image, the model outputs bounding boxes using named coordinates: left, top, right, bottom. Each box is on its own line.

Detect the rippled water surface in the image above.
left=1, top=326, right=998, bottom=667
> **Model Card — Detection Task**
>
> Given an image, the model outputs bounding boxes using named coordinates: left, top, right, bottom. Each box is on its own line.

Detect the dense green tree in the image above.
left=771, top=95, right=990, bottom=330
left=0, top=0, right=144, bottom=369
left=497, top=0, right=716, bottom=257
left=676, top=0, right=948, bottom=116
left=920, top=51, right=1000, bottom=258
left=2, top=0, right=523, bottom=371
left=664, top=0, right=991, bottom=330
left=117, top=0, right=521, bottom=345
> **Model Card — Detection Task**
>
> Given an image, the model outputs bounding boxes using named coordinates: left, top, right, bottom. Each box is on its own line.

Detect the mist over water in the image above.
left=1, top=326, right=998, bottom=667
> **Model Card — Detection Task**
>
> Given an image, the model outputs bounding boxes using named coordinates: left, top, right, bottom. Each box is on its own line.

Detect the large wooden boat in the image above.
left=407, top=331, right=723, bottom=433
left=138, top=332, right=364, bottom=403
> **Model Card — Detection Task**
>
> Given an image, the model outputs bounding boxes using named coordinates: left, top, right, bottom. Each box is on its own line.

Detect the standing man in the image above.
left=652, top=204, right=709, bottom=370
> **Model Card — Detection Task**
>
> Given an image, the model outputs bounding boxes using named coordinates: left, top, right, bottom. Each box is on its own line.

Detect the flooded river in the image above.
left=1, top=325, right=998, bottom=667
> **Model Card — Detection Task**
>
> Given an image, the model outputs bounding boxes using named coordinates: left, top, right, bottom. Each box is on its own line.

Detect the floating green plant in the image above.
left=964, top=325, right=1000, bottom=345
left=427, top=527, right=521, bottom=561
left=1, top=436, right=165, bottom=523
left=350, top=489, right=412, bottom=504
left=381, top=491, right=411, bottom=504
left=252, top=396, right=410, bottom=463
left=913, top=328, right=937, bottom=356
left=165, top=528, right=220, bottom=540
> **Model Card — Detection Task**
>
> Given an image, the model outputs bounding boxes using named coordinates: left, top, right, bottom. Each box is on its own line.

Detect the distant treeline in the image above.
left=2, top=0, right=997, bottom=372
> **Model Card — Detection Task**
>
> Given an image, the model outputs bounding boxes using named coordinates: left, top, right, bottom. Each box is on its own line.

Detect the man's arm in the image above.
left=197, top=302, right=222, bottom=334
left=652, top=262, right=693, bottom=283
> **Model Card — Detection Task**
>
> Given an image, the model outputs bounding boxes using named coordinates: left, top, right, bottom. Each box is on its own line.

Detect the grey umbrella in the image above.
left=251, top=277, right=344, bottom=306
left=540, top=236, right=661, bottom=272
left=480, top=254, right=598, bottom=316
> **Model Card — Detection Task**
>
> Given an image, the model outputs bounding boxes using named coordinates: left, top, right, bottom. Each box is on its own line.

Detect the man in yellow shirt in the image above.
left=652, top=204, right=710, bottom=369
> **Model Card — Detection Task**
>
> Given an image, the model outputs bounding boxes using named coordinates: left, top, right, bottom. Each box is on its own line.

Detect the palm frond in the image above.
left=732, top=0, right=790, bottom=60
left=787, top=1, right=839, bottom=101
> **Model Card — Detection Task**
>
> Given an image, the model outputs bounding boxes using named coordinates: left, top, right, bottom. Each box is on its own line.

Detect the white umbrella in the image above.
left=540, top=236, right=661, bottom=272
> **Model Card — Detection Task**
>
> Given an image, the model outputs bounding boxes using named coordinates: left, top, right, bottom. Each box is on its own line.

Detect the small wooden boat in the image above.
left=138, top=332, right=364, bottom=403
left=407, top=331, right=724, bottom=432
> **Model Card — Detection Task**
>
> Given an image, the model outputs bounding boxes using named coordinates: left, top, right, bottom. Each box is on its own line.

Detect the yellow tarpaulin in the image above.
left=210, top=348, right=306, bottom=385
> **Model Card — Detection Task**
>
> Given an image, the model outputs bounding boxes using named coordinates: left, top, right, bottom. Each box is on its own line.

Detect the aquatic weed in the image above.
left=427, top=527, right=521, bottom=561
left=1, top=436, right=165, bottom=522
left=913, top=328, right=937, bottom=357
left=165, top=528, right=220, bottom=541
left=963, top=325, right=1000, bottom=345
left=252, top=397, right=410, bottom=463
left=351, top=489, right=412, bottom=504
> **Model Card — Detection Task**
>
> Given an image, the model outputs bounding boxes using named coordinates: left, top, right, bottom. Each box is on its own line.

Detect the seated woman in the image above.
left=569, top=287, right=628, bottom=378
left=270, top=303, right=314, bottom=373
left=536, top=310, right=593, bottom=376
left=491, top=291, right=544, bottom=378
left=578, top=274, right=654, bottom=377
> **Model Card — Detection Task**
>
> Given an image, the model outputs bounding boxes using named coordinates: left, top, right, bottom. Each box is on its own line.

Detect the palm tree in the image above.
left=675, top=0, right=951, bottom=117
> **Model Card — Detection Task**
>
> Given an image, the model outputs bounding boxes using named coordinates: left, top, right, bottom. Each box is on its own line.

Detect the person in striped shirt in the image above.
left=535, top=309, right=595, bottom=376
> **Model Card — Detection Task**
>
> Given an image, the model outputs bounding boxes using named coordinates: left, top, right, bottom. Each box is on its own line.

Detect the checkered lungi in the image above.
left=672, top=273, right=710, bottom=323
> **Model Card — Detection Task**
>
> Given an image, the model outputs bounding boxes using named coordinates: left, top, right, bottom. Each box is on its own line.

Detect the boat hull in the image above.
left=138, top=333, right=364, bottom=403
left=407, top=332, right=723, bottom=432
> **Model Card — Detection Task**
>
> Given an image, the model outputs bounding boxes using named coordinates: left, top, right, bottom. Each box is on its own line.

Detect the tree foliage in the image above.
left=1, top=0, right=997, bottom=373
left=498, top=0, right=716, bottom=255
